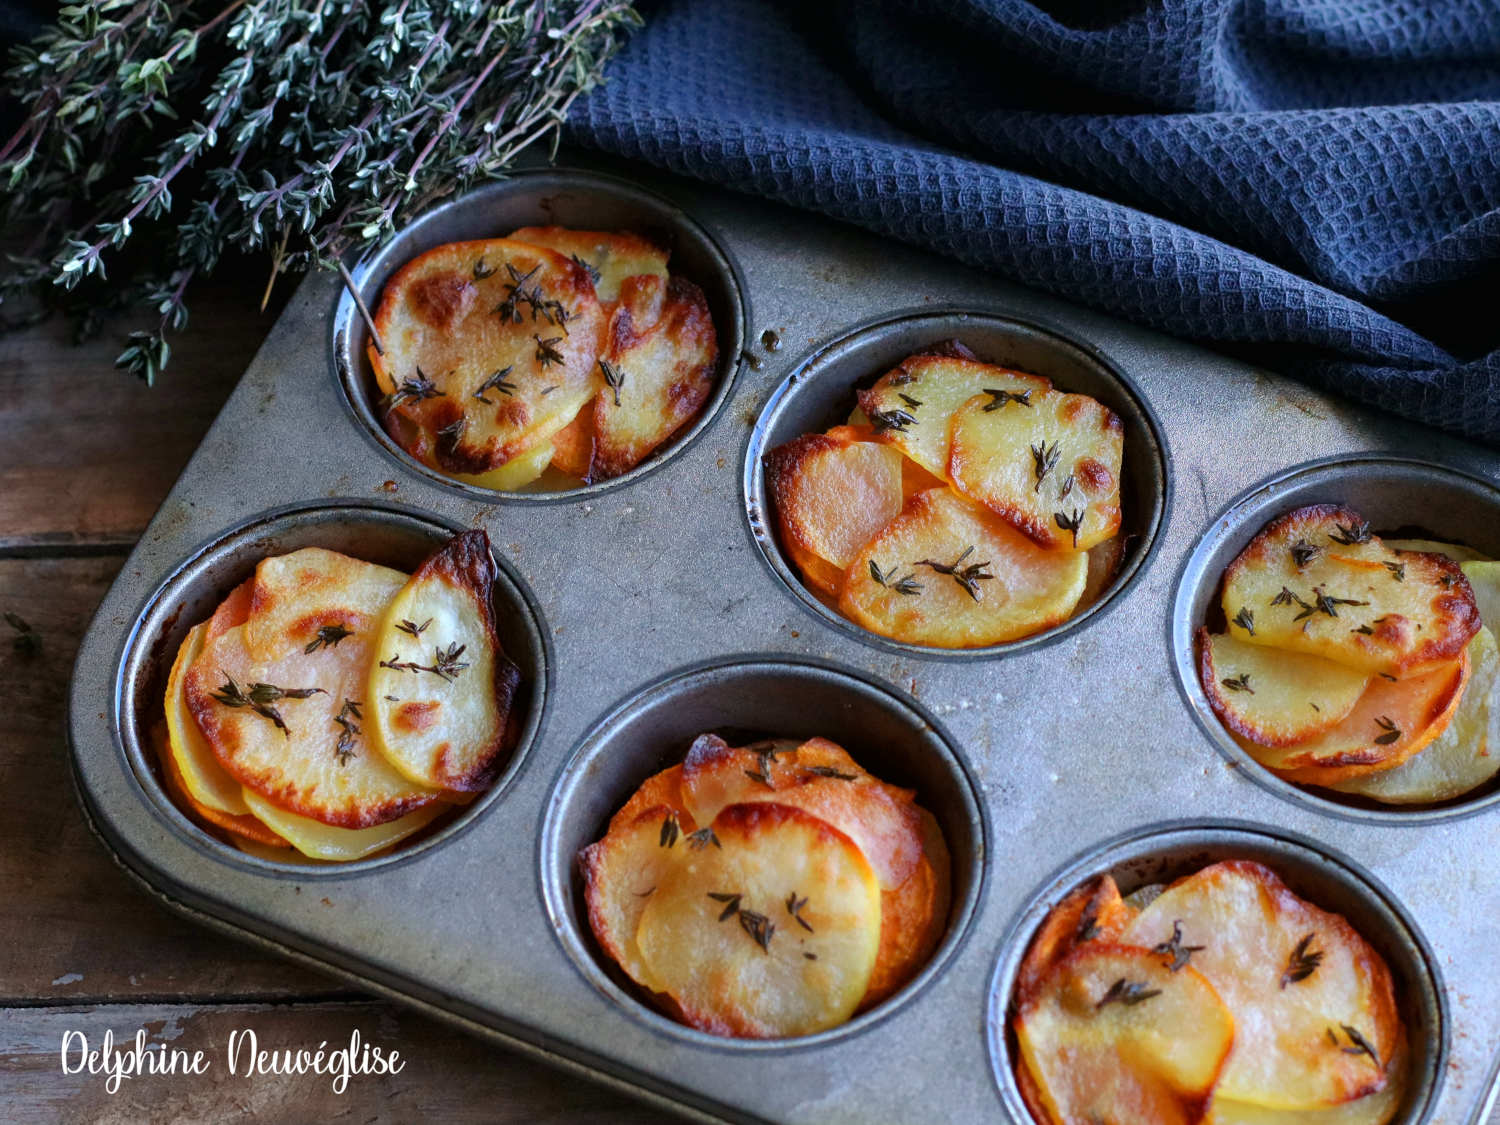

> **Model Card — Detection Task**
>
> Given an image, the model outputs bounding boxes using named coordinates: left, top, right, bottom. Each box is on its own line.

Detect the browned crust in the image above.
left=764, top=431, right=846, bottom=559
left=1198, top=625, right=1321, bottom=749
left=579, top=802, right=676, bottom=976
left=1014, top=874, right=1135, bottom=1005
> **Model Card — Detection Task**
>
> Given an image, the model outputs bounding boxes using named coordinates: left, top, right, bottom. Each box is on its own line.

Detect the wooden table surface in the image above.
left=0, top=269, right=661, bottom=1123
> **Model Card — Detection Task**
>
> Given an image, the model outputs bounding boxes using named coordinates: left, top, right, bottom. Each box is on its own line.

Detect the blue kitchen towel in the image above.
left=566, top=0, right=1500, bottom=447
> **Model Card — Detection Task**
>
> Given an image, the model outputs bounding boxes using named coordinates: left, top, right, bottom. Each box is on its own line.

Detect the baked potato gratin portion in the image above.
left=1013, top=862, right=1407, bottom=1125
left=765, top=341, right=1125, bottom=648
left=579, top=734, right=950, bottom=1038
left=156, top=530, right=522, bottom=862
left=368, top=226, right=718, bottom=489
left=1200, top=504, right=1499, bottom=804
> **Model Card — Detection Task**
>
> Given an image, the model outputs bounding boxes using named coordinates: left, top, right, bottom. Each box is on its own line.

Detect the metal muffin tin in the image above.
left=67, top=155, right=1500, bottom=1123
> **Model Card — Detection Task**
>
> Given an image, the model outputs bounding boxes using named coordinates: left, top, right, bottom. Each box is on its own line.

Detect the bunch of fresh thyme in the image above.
left=0, top=0, right=640, bottom=381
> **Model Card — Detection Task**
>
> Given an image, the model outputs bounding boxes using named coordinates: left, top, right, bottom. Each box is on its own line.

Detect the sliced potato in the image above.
left=166, top=623, right=252, bottom=816
left=1199, top=629, right=1372, bottom=747
left=607, top=764, right=696, bottom=836
left=1222, top=505, right=1480, bottom=676
left=1014, top=943, right=1235, bottom=1125
left=242, top=786, right=445, bottom=862
left=678, top=735, right=923, bottom=890
left=765, top=430, right=905, bottom=577
left=152, top=720, right=288, bottom=847
left=863, top=846, right=943, bottom=1008
left=784, top=536, right=847, bottom=601
left=1207, top=1043, right=1408, bottom=1125
left=1461, top=560, right=1500, bottom=630
left=507, top=225, right=669, bottom=303
left=1243, top=654, right=1468, bottom=784
left=243, top=548, right=407, bottom=663
left=841, top=487, right=1088, bottom=647
left=548, top=407, right=594, bottom=481
left=634, top=802, right=882, bottom=1038
left=1121, top=860, right=1400, bottom=1110
left=450, top=437, right=554, bottom=491
left=857, top=355, right=1050, bottom=482
left=205, top=577, right=253, bottom=640
left=1015, top=874, right=1139, bottom=1002
left=591, top=275, right=717, bottom=479
left=367, top=529, right=521, bottom=791
left=1330, top=627, right=1499, bottom=803
left=580, top=802, right=693, bottom=995
left=1385, top=538, right=1487, bottom=563
left=373, top=237, right=605, bottom=476
left=949, top=387, right=1123, bottom=550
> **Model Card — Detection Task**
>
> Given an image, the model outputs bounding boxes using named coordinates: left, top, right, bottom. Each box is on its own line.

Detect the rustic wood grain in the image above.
left=0, top=1002, right=663, bottom=1124
left=0, top=555, right=342, bottom=1004
left=0, top=269, right=279, bottom=551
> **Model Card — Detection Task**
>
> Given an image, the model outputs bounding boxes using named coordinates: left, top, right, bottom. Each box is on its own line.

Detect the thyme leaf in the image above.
left=305, top=624, right=352, bottom=654
left=1054, top=508, right=1085, bottom=547
left=472, top=366, right=516, bottom=404
left=1152, top=920, right=1205, bottom=972
left=1030, top=440, right=1062, bottom=491
left=686, top=826, right=720, bottom=850
left=738, top=908, right=775, bottom=953
left=870, top=408, right=917, bottom=434
left=868, top=559, right=922, bottom=596
left=707, top=891, right=741, bottom=922
left=383, top=367, right=445, bottom=413
left=1221, top=673, right=1253, bottom=693
left=1096, top=978, right=1162, bottom=1009
left=599, top=358, right=625, bottom=406
left=1290, top=540, right=1321, bottom=567
left=786, top=892, right=814, bottom=933
left=917, top=545, right=994, bottom=601
left=1281, top=933, right=1324, bottom=988
left=533, top=334, right=564, bottom=368
left=982, top=387, right=1032, bottom=411
left=1232, top=607, right=1256, bottom=636
left=659, top=812, right=680, bottom=849
left=1330, top=521, right=1372, bottom=546
left=210, top=674, right=325, bottom=738
left=1373, top=716, right=1402, bottom=745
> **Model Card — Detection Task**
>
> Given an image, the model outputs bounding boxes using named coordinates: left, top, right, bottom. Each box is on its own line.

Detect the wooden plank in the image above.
left=0, top=267, right=278, bottom=550
left=0, top=555, right=342, bottom=1003
left=0, top=1001, right=662, bottom=1122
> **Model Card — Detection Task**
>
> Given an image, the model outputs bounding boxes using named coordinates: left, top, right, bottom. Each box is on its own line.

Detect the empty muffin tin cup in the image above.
left=114, top=499, right=550, bottom=875
left=330, top=167, right=747, bottom=501
left=1173, top=454, right=1500, bottom=823
left=743, top=309, right=1169, bottom=658
left=988, top=820, right=1447, bottom=1124
left=539, top=655, right=987, bottom=1047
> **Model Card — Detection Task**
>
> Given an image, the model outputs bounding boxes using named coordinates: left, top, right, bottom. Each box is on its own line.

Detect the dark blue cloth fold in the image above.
left=566, top=0, right=1500, bottom=446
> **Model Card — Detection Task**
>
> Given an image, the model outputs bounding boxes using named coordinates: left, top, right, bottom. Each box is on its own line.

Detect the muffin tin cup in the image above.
left=743, top=309, right=1170, bottom=659
left=330, top=166, right=748, bottom=502
left=113, top=499, right=551, bottom=877
left=1173, top=454, right=1500, bottom=824
left=538, top=654, right=987, bottom=1049
left=987, top=820, right=1448, bottom=1125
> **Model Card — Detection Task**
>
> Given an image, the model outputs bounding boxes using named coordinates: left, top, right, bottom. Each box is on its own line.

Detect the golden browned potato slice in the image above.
left=591, top=275, right=717, bottom=480
left=634, top=802, right=882, bottom=1038
left=765, top=430, right=905, bottom=581
left=507, top=226, right=669, bottom=303
left=449, top=437, right=555, bottom=491
left=373, top=238, right=606, bottom=477
left=242, top=786, right=445, bottom=862
left=152, top=720, right=288, bottom=847
left=841, top=487, right=1088, bottom=647
left=1329, top=627, right=1499, bottom=803
left=678, top=734, right=923, bottom=891
left=1222, top=505, right=1480, bottom=676
left=785, top=536, right=847, bottom=601
left=1384, top=538, right=1487, bottom=563
left=548, top=407, right=595, bottom=481
left=580, top=802, right=693, bottom=995
left=1015, top=874, right=1140, bottom=1002
left=1121, top=861, right=1400, bottom=1110
left=243, top=547, right=407, bottom=664
left=1207, top=1042, right=1408, bottom=1125
left=1014, top=944, right=1235, bottom=1125
left=1244, top=654, right=1469, bottom=784
left=949, top=387, right=1124, bottom=551
left=857, top=355, right=1051, bottom=482
left=863, top=846, right=942, bottom=1008
left=367, top=530, right=521, bottom=792
left=607, top=764, right=696, bottom=836
left=1199, top=630, right=1372, bottom=747
left=166, top=623, right=253, bottom=816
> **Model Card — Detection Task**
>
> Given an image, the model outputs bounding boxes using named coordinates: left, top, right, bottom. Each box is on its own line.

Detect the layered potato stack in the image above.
left=580, top=734, right=950, bottom=1037
left=157, top=530, right=521, bottom=861
left=370, top=226, right=718, bottom=488
left=1013, top=862, right=1406, bottom=1125
left=1199, top=504, right=1500, bottom=803
left=767, top=343, right=1126, bottom=647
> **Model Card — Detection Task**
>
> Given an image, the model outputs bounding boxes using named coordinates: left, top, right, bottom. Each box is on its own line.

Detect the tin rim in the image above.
left=536, top=653, right=989, bottom=1052
left=111, top=498, right=552, bottom=877
left=329, top=166, right=748, bottom=503
left=986, top=818, right=1448, bottom=1125
left=742, top=308, right=1170, bottom=660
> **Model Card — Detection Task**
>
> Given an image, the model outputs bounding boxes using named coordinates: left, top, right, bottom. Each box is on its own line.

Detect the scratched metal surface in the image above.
left=67, top=152, right=1500, bottom=1124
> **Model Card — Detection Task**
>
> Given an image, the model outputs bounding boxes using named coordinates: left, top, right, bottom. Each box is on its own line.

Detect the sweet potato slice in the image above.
left=367, top=530, right=521, bottom=792
left=949, top=387, right=1123, bottom=551
left=591, top=275, right=717, bottom=479
left=1243, top=653, right=1468, bottom=784
left=1328, top=627, right=1499, bottom=803
left=1222, top=505, right=1480, bottom=676
left=1014, top=944, right=1234, bottom=1125
left=1015, top=874, right=1139, bottom=1002
left=765, top=430, right=905, bottom=578
left=634, top=802, right=882, bottom=1038
left=841, top=487, right=1087, bottom=647
left=373, top=237, right=605, bottom=476
left=507, top=226, right=669, bottom=303
left=241, top=786, right=444, bottom=862
left=857, top=355, right=1050, bottom=482
left=1199, top=629, right=1372, bottom=747
left=1121, top=861, right=1401, bottom=1110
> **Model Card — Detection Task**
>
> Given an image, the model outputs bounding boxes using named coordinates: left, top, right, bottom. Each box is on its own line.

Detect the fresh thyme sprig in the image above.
left=868, top=559, right=922, bottom=596
left=1281, top=933, right=1324, bottom=988
left=1095, top=978, right=1162, bottom=1009
left=305, top=623, right=352, bottom=653
left=918, top=545, right=993, bottom=600
left=599, top=357, right=625, bottom=406
left=0, top=1, right=643, bottom=382
left=211, top=673, right=325, bottom=737
left=378, top=641, right=470, bottom=682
